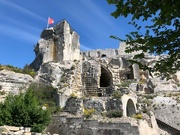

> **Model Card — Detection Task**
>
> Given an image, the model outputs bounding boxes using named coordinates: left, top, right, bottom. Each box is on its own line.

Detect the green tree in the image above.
left=107, top=0, right=180, bottom=77
left=28, top=83, right=59, bottom=114
left=0, top=90, right=51, bottom=132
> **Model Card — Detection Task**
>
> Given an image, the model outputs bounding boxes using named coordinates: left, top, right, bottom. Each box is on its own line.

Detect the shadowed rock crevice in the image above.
left=100, top=66, right=112, bottom=87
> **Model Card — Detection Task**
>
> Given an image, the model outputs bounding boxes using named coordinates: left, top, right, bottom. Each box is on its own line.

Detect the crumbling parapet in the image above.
left=84, top=49, right=119, bottom=59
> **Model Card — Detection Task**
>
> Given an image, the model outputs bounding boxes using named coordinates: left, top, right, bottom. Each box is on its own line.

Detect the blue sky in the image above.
left=0, top=0, right=135, bottom=68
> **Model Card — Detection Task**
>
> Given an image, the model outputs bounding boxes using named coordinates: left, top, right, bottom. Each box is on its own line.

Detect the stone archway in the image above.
left=126, top=99, right=136, bottom=116
left=121, top=95, right=137, bottom=116
left=100, top=66, right=113, bottom=87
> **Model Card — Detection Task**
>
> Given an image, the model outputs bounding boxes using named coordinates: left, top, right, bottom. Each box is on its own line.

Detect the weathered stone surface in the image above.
left=105, top=98, right=122, bottom=111
left=150, top=77, right=179, bottom=93
left=30, top=20, right=80, bottom=71
left=84, top=49, right=119, bottom=59
left=153, top=96, right=180, bottom=131
left=0, top=70, right=34, bottom=101
left=64, top=97, right=82, bottom=115
left=0, top=126, right=32, bottom=135
left=83, top=98, right=104, bottom=115
left=46, top=116, right=140, bottom=135
left=175, top=71, right=180, bottom=82
left=129, top=83, right=138, bottom=91
left=118, top=42, right=143, bottom=56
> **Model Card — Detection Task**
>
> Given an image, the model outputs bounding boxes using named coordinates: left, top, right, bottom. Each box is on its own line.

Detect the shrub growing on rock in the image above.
left=106, top=110, right=123, bottom=118
left=133, top=114, right=143, bottom=119
left=28, top=83, right=61, bottom=114
left=112, top=91, right=122, bottom=99
left=70, top=92, right=77, bottom=98
left=83, top=108, right=95, bottom=119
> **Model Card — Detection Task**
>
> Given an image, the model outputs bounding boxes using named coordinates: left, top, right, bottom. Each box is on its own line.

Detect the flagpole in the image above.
left=47, top=17, right=49, bottom=29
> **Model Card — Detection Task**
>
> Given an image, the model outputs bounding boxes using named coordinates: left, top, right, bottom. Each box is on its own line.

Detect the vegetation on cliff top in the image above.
left=0, top=64, right=36, bottom=77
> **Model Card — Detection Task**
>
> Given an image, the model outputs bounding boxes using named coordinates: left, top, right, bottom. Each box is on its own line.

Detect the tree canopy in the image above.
left=107, top=0, right=180, bottom=77
left=0, top=89, right=51, bottom=132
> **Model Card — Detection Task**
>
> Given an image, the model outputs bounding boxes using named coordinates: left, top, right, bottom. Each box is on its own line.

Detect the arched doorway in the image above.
left=100, top=66, right=112, bottom=87
left=126, top=99, right=136, bottom=116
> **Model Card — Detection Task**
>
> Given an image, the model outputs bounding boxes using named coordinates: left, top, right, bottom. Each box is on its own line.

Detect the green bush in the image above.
left=112, top=91, right=122, bottom=99
left=144, top=94, right=155, bottom=99
left=0, top=89, right=51, bottom=132
left=120, top=80, right=134, bottom=88
left=83, top=108, right=95, bottom=119
left=106, top=110, right=123, bottom=118
left=28, top=83, right=58, bottom=114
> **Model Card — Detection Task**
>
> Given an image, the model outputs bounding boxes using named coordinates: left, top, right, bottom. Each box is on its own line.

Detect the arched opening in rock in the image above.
left=126, top=99, right=136, bottom=116
left=100, top=66, right=112, bottom=87
left=101, top=54, right=107, bottom=58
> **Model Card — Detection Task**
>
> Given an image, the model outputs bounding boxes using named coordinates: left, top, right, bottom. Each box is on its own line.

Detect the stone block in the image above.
left=23, top=133, right=31, bottom=135
left=24, top=128, right=31, bottom=133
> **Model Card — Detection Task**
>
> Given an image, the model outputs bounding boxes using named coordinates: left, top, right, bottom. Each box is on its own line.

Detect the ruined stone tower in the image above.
left=30, top=20, right=80, bottom=71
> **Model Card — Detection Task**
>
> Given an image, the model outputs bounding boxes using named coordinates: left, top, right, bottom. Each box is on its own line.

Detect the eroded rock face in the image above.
left=30, top=20, right=80, bottom=71
left=153, top=96, right=180, bottom=131
left=36, top=61, right=83, bottom=107
left=0, top=70, right=34, bottom=101
left=83, top=98, right=104, bottom=115
left=148, top=77, right=179, bottom=93
left=64, top=97, right=82, bottom=115
left=105, top=98, right=122, bottom=111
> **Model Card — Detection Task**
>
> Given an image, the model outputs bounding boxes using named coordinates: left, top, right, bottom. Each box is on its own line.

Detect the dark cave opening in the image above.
left=100, top=66, right=112, bottom=87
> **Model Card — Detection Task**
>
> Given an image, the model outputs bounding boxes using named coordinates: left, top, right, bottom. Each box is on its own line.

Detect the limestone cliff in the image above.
left=0, top=70, right=34, bottom=102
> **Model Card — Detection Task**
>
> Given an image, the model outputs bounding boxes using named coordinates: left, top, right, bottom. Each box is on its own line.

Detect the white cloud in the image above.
left=0, top=0, right=46, bottom=22
left=0, top=14, right=42, bottom=32
left=78, top=0, right=119, bottom=28
left=0, top=24, right=38, bottom=43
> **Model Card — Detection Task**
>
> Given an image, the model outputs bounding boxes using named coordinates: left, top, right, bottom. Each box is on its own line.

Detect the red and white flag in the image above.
left=48, top=17, right=54, bottom=25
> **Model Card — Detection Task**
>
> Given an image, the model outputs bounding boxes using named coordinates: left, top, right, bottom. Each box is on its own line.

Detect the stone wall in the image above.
left=46, top=116, right=140, bottom=135
left=61, top=95, right=136, bottom=118
left=84, top=49, right=119, bottom=58
left=118, top=42, right=143, bottom=56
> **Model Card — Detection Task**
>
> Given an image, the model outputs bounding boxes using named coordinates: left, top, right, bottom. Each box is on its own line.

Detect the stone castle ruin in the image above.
left=30, top=20, right=140, bottom=96
left=28, top=20, right=180, bottom=135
